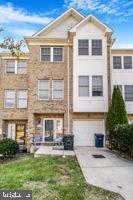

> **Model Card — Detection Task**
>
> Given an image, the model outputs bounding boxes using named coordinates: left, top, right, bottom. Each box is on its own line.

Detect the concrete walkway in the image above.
left=75, top=147, right=133, bottom=200
left=34, top=146, right=75, bottom=157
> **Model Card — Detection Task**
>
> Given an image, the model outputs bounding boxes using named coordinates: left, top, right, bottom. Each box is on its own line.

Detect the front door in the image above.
left=44, top=120, right=54, bottom=142
left=16, top=124, right=25, bottom=145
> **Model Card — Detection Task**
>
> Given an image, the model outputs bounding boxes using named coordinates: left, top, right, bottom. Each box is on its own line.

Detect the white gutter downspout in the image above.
left=67, top=40, right=70, bottom=133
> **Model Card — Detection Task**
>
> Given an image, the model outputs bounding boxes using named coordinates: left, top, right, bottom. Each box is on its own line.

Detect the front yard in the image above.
left=0, top=155, right=123, bottom=200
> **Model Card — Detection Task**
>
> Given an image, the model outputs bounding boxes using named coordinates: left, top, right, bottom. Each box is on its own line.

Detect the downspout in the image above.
left=67, top=40, right=70, bottom=133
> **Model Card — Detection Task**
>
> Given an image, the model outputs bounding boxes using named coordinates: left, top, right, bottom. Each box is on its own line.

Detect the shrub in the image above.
left=109, top=124, right=133, bottom=157
left=106, top=86, right=128, bottom=133
left=0, top=138, right=19, bottom=158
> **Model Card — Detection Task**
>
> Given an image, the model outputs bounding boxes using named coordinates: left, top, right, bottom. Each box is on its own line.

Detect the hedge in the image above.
left=109, top=124, right=133, bottom=157
left=0, top=138, right=19, bottom=158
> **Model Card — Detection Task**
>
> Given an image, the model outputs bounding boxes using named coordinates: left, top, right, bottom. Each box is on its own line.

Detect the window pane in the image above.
left=92, top=40, right=102, bottom=55
left=39, top=80, right=49, bottom=99
left=53, top=80, right=63, bottom=99
left=17, top=91, right=27, bottom=108
left=124, top=56, right=132, bottom=69
left=41, top=48, right=51, bottom=61
left=92, top=76, right=103, bottom=96
left=5, top=90, right=15, bottom=108
left=18, top=60, right=27, bottom=74
left=78, top=76, right=89, bottom=96
left=78, top=40, right=89, bottom=55
left=125, top=85, right=133, bottom=101
left=6, top=60, right=15, bottom=74
left=113, top=56, right=122, bottom=69
left=53, top=48, right=63, bottom=61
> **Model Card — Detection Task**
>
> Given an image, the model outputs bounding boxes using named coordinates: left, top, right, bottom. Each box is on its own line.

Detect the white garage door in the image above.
left=73, top=120, right=105, bottom=147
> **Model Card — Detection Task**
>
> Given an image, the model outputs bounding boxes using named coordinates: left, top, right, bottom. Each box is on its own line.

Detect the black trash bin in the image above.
left=63, top=134, right=74, bottom=150
left=95, top=133, right=104, bottom=148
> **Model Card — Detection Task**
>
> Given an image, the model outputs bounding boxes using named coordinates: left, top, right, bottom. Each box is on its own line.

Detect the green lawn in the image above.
left=0, top=155, right=123, bottom=200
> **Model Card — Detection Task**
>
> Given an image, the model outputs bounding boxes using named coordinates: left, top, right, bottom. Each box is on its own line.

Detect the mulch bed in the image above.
left=0, top=157, right=17, bottom=164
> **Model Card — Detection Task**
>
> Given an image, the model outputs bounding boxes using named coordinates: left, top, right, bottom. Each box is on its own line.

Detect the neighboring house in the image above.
left=0, top=7, right=133, bottom=149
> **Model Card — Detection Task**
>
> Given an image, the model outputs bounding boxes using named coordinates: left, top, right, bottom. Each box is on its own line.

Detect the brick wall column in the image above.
left=27, top=113, right=35, bottom=152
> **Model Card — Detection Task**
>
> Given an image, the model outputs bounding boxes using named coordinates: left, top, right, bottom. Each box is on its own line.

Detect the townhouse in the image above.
left=0, top=7, right=133, bottom=150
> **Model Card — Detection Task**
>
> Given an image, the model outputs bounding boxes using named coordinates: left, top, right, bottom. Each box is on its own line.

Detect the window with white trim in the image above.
left=52, top=80, right=64, bottom=99
left=53, top=47, right=63, bottom=61
left=92, top=76, right=103, bottom=96
left=6, top=60, right=15, bottom=74
left=17, top=60, right=27, bottom=74
left=6, top=60, right=27, bottom=74
left=41, top=47, right=63, bottom=62
left=17, top=90, right=28, bottom=108
left=124, top=56, right=132, bottom=69
left=124, top=85, right=133, bottom=101
left=78, top=40, right=89, bottom=55
left=78, top=76, right=89, bottom=96
left=41, top=47, right=51, bottom=61
left=92, top=40, right=102, bottom=55
left=4, top=90, right=15, bottom=108
left=113, top=56, right=122, bottom=69
left=39, top=80, right=49, bottom=99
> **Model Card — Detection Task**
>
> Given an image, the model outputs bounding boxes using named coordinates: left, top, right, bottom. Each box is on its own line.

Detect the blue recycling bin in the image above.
left=95, top=133, right=104, bottom=148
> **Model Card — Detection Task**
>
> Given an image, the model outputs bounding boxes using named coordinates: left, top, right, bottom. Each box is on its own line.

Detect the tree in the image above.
left=106, top=85, right=128, bottom=133
left=0, top=28, right=24, bottom=58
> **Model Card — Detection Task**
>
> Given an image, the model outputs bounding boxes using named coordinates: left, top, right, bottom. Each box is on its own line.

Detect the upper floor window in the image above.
left=17, top=90, right=28, bottom=108
left=6, top=60, right=27, bottom=74
left=92, top=76, right=103, bottom=96
left=39, top=80, right=49, bottom=100
left=52, top=80, right=64, bottom=99
left=53, top=48, right=63, bottom=61
left=124, top=56, right=132, bottom=69
left=78, top=40, right=89, bottom=55
left=41, top=47, right=63, bottom=62
left=78, top=76, right=89, bottom=96
left=124, top=85, right=133, bottom=101
left=92, top=40, right=102, bottom=55
left=6, top=60, right=15, bottom=74
left=113, top=56, right=122, bottom=69
left=41, top=47, right=51, bottom=61
left=4, top=90, right=15, bottom=108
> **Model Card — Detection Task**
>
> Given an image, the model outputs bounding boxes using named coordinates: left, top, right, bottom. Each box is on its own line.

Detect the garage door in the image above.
left=73, top=120, right=105, bottom=147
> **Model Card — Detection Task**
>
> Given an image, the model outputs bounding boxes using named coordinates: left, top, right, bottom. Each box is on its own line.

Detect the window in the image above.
left=52, top=80, right=63, bottom=99
left=78, top=40, right=89, bottom=55
left=124, top=85, right=133, bottom=101
left=6, top=60, right=15, bottom=74
left=113, top=56, right=122, bottom=69
left=41, top=47, right=51, bottom=61
left=17, top=60, right=27, bottom=74
left=92, top=40, right=102, bottom=55
left=6, top=60, right=27, bottom=74
left=92, top=76, right=103, bottom=96
left=17, top=90, right=27, bottom=108
left=4, top=90, right=15, bottom=108
left=78, top=76, right=89, bottom=96
left=39, top=80, right=49, bottom=99
left=53, top=47, right=63, bottom=61
left=124, top=56, right=132, bottom=69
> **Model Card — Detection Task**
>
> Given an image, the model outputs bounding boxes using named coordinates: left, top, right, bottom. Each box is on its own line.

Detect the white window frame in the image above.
left=91, top=39, right=102, bottom=56
left=5, top=60, right=27, bottom=74
left=92, top=76, right=103, bottom=97
left=38, top=80, right=50, bottom=100
left=52, top=80, right=64, bottom=100
left=78, top=76, right=89, bottom=97
left=17, top=90, right=28, bottom=108
left=40, top=47, right=64, bottom=62
left=78, top=39, right=89, bottom=56
left=4, top=90, right=16, bottom=108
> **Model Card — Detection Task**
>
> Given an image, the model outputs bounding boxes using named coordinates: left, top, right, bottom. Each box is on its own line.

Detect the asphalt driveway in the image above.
left=75, top=147, right=133, bottom=200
